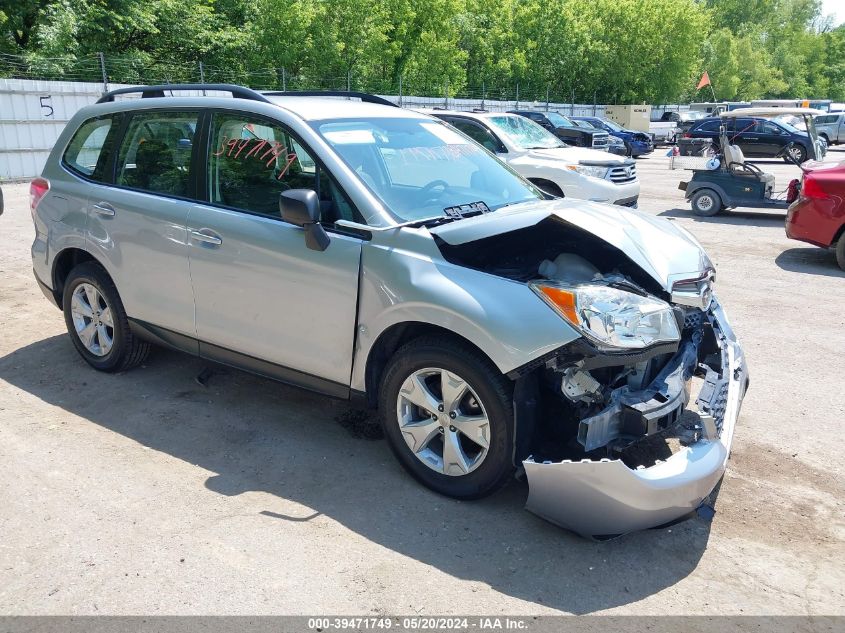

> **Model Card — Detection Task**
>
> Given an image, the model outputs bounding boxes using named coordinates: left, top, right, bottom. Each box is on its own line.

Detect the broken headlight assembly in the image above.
left=529, top=282, right=680, bottom=350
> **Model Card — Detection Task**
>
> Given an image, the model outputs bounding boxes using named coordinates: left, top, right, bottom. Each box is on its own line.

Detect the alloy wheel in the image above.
left=70, top=283, right=114, bottom=356
left=395, top=367, right=490, bottom=476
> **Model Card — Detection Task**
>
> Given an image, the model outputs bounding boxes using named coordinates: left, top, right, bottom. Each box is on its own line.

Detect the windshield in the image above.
left=681, top=111, right=706, bottom=121
left=487, top=115, right=564, bottom=149
left=314, top=117, right=542, bottom=223
left=595, top=118, right=625, bottom=133
left=546, top=112, right=574, bottom=127
left=776, top=117, right=803, bottom=132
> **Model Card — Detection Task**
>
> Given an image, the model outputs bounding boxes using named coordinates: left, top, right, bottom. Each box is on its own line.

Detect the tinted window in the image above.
left=693, top=119, right=721, bottom=132
left=116, top=111, right=198, bottom=197
left=758, top=121, right=786, bottom=135
left=815, top=115, right=836, bottom=124
left=208, top=113, right=359, bottom=224
left=447, top=118, right=503, bottom=153
left=63, top=115, right=119, bottom=180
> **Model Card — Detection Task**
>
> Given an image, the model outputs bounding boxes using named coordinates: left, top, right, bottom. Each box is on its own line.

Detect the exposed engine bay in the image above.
left=435, top=216, right=727, bottom=470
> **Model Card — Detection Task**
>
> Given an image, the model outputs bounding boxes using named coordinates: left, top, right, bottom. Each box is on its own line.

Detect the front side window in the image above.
left=63, top=115, right=119, bottom=180
left=208, top=113, right=358, bottom=224
left=594, top=118, right=624, bottom=133
left=487, top=115, right=563, bottom=150
left=314, top=117, right=541, bottom=223
left=116, top=111, right=199, bottom=197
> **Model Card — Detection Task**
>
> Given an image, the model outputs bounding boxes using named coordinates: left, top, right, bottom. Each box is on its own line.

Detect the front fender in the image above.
left=350, top=229, right=579, bottom=392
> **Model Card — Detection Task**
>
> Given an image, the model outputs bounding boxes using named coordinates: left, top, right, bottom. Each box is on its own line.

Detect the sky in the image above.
left=820, top=0, right=844, bottom=26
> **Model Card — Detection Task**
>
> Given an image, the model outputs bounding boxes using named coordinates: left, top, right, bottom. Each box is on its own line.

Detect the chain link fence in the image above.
left=0, top=52, right=624, bottom=114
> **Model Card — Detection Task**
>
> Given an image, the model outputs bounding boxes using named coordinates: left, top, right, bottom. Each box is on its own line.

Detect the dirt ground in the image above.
left=0, top=150, right=843, bottom=616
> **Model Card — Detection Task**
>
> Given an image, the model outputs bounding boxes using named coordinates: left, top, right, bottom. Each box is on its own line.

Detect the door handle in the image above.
left=190, top=228, right=223, bottom=246
left=92, top=202, right=115, bottom=217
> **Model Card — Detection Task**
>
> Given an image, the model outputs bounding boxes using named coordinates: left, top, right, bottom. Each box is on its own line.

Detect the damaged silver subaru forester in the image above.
left=31, top=86, right=748, bottom=537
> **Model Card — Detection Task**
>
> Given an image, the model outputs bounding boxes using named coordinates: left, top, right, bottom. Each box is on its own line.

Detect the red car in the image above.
left=786, top=161, right=845, bottom=270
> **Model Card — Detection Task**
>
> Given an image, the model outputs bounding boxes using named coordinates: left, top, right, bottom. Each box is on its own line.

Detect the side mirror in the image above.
left=279, top=189, right=330, bottom=252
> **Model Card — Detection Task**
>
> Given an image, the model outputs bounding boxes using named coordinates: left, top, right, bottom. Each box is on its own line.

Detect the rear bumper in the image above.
left=33, top=268, right=60, bottom=309
left=785, top=197, right=839, bottom=248
left=523, top=299, right=747, bottom=537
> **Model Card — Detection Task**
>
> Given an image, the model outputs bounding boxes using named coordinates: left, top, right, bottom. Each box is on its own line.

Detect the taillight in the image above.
left=30, top=177, right=50, bottom=214
left=683, top=132, right=691, bottom=138
left=801, top=175, right=829, bottom=200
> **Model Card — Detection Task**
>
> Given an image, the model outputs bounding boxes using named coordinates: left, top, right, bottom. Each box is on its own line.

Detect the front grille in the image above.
left=591, top=132, right=609, bottom=148
left=607, top=163, right=637, bottom=183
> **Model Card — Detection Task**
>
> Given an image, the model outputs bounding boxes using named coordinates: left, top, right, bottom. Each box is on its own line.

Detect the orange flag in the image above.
left=697, top=71, right=711, bottom=90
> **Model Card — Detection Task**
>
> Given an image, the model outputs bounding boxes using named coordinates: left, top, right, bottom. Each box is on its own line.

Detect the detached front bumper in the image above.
left=522, top=299, right=748, bottom=537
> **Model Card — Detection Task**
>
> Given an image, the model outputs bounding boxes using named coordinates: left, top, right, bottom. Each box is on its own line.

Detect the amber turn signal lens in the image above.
left=536, top=285, right=579, bottom=325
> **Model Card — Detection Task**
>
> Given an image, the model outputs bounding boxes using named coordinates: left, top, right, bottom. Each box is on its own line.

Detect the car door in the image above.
left=186, top=111, right=363, bottom=392
left=87, top=109, right=199, bottom=339
left=731, top=118, right=764, bottom=156
left=757, top=121, right=790, bottom=155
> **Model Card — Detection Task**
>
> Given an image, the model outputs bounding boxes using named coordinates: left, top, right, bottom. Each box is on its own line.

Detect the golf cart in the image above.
left=679, top=107, right=826, bottom=216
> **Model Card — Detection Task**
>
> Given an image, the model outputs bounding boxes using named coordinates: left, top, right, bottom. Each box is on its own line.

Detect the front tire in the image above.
left=379, top=337, right=514, bottom=500
left=62, top=262, right=150, bottom=372
left=690, top=188, right=723, bottom=216
left=783, top=144, right=807, bottom=164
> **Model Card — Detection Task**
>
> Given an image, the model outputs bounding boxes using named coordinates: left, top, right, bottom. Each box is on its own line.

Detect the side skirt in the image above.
left=128, top=318, right=351, bottom=400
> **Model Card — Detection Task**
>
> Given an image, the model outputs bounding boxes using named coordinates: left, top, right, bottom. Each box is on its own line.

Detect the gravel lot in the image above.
left=1, top=150, right=843, bottom=616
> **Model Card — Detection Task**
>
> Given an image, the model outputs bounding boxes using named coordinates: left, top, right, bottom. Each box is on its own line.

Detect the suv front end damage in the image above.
left=431, top=201, right=748, bottom=537
left=523, top=300, right=746, bottom=537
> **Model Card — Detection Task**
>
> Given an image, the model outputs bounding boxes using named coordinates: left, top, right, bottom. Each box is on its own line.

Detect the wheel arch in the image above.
left=685, top=181, right=727, bottom=205
left=51, top=248, right=107, bottom=308
left=363, top=321, right=503, bottom=409
left=526, top=178, right=564, bottom=197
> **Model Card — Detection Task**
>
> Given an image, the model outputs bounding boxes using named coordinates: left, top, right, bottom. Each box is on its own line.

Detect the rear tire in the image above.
left=835, top=233, right=845, bottom=271
left=379, top=337, right=514, bottom=500
left=62, top=262, right=150, bottom=372
left=690, top=189, right=723, bottom=216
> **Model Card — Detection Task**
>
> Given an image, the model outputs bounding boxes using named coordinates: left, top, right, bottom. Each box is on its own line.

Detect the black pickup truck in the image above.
left=509, top=110, right=609, bottom=151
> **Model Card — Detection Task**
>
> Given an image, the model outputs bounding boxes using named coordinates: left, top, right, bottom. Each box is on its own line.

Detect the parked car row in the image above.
left=426, top=110, right=640, bottom=206
left=28, top=84, right=745, bottom=537
left=685, top=114, right=823, bottom=163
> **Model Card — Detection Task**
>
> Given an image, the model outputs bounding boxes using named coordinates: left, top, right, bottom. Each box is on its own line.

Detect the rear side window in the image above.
left=693, top=119, right=720, bottom=133
left=63, top=115, right=119, bottom=180
left=815, top=115, right=836, bottom=124
left=116, top=111, right=199, bottom=197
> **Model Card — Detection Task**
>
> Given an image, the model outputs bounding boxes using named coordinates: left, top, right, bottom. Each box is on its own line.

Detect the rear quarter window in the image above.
left=693, top=119, right=720, bottom=133
left=62, top=114, right=120, bottom=180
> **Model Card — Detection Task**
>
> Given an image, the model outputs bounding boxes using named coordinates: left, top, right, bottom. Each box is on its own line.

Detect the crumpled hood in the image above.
left=429, top=199, right=706, bottom=291
left=522, top=146, right=627, bottom=165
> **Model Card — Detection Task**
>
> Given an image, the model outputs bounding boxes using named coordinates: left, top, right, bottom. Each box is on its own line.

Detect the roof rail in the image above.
left=96, top=83, right=273, bottom=104
left=263, top=90, right=399, bottom=108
